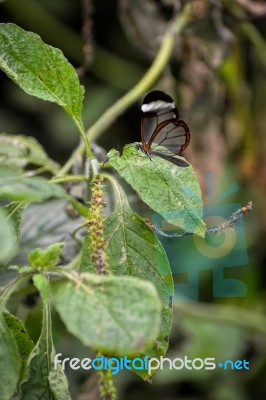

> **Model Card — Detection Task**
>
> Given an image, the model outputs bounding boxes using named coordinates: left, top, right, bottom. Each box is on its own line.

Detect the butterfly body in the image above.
left=139, top=90, right=190, bottom=167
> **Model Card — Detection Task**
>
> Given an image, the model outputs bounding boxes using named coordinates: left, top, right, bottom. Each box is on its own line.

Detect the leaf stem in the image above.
left=64, top=252, right=82, bottom=271
left=0, top=274, right=29, bottom=310
left=51, top=175, right=88, bottom=183
left=101, top=173, right=122, bottom=200
left=6, top=201, right=26, bottom=220
left=74, top=118, right=93, bottom=160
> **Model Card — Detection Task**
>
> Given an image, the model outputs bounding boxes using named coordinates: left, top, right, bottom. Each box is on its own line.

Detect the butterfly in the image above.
left=137, top=90, right=190, bottom=167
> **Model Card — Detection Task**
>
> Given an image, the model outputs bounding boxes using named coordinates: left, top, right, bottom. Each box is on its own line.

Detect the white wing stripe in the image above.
left=141, top=100, right=175, bottom=113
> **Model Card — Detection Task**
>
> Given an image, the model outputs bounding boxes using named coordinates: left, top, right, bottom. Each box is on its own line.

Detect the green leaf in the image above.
left=81, top=182, right=173, bottom=379
left=108, top=144, right=206, bottom=237
left=0, top=313, right=21, bottom=400
left=48, top=367, right=72, bottom=400
left=4, top=201, right=26, bottom=243
left=105, top=190, right=173, bottom=361
left=20, top=278, right=71, bottom=400
left=28, top=243, right=64, bottom=271
left=0, top=23, right=84, bottom=130
left=0, top=207, right=17, bottom=264
left=80, top=181, right=173, bottom=373
left=11, top=200, right=84, bottom=266
left=3, top=311, right=34, bottom=376
left=0, top=133, right=59, bottom=173
left=53, top=272, right=161, bottom=356
left=0, top=275, right=27, bottom=311
left=0, top=166, right=66, bottom=202
left=33, top=274, right=52, bottom=303
left=80, top=236, right=93, bottom=272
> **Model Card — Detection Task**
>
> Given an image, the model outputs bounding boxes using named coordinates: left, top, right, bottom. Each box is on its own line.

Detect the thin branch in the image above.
left=152, top=201, right=253, bottom=238
left=206, top=201, right=252, bottom=233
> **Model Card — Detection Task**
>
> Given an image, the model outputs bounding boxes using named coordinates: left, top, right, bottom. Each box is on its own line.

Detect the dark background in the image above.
left=1, top=0, right=266, bottom=399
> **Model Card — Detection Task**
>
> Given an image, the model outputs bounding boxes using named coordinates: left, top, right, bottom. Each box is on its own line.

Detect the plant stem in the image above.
left=0, top=275, right=29, bottom=310
left=153, top=202, right=252, bottom=238
left=51, top=175, right=88, bottom=183
left=101, top=173, right=121, bottom=202
left=240, top=22, right=266, bottom=67
left=75, top=117, right=93, bottom=160
left=64, top=252, right=82, bottom=271
left=87, top=3, right=192, bottom=143
left=56, top=142, right=84, bottom=177
left=56, top=4, right=192, bottom=177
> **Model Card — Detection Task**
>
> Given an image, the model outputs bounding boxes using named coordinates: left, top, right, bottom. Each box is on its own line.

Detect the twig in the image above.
left=152, top=201, right=253, bottom=238
left=206, top=201, right=252, bottom=234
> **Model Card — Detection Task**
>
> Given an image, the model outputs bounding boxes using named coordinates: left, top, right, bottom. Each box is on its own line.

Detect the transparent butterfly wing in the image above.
left=141, top=114, right=190, bottom=155
left=141, top=107, right=177, bottom=145
left=152, top=120, right=190, bottom=154
left=140, top=90, right=190, bottom=165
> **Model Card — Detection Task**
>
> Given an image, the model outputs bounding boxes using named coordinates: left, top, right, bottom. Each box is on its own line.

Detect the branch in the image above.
left=206, top=201, right=252, bottom=234
left=152, top=201, right=253, bottom=238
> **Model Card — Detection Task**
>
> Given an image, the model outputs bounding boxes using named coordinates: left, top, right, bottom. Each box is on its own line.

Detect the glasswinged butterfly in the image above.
left=138, top=90, right=190, bottom=167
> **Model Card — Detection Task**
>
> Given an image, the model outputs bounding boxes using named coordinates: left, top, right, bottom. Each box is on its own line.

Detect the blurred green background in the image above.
left=1, top=0, right=266, bottom=399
